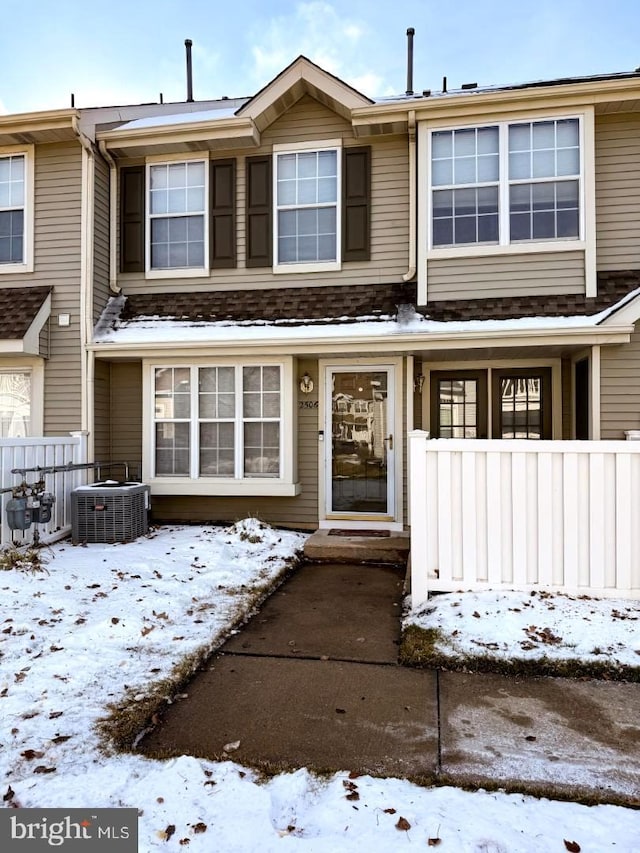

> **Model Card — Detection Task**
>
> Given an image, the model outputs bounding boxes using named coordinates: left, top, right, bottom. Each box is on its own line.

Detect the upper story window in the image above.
left=0, top=155, right=24, bottom=265
left=0, top=147, right=33, bottom=273
left=430, top=117, right=581, bottom=249
left=147, top=159, right=207, bottom=272
left=273, top=142, right=341, bottom=273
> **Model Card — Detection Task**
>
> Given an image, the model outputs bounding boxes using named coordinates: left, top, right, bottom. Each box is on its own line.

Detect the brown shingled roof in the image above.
left=420, top=271, right=640, bottom=322
left=121, top=283, right=413, bottom=325
left=0, top=286, right=51, bottom=338
left=118, top=272, right=640, bottom=328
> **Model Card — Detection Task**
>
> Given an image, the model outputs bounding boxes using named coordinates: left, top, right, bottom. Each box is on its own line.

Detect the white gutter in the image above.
left=73, top=117, right=95, bottom=459
left=402, top=110, right=416, bottom=283
left=98, top=141, right=121, bottom=295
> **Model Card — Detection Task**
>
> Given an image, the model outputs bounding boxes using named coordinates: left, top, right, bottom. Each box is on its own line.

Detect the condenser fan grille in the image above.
left=71, top=482, right=149, bottom=544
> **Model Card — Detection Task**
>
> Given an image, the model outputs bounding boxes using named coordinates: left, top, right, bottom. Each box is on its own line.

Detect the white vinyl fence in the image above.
left=0, top=432, right=88, bottom=547
left=409, top=431, right=640, bottom=606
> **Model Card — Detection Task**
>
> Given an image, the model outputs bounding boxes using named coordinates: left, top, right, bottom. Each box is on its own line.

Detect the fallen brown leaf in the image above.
left=395, top=816, right=411, bottom=831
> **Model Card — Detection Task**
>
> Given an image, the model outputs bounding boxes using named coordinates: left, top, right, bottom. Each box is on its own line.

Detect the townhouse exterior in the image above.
left=4, top=56, right=640, bottom=534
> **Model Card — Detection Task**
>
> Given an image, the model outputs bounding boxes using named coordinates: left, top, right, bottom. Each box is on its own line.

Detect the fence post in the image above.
left=409, top=430, right=430, bottom=607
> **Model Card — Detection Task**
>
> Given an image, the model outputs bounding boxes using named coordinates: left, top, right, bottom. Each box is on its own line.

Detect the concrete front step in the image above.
left=304, top=529, right=410, bottom=566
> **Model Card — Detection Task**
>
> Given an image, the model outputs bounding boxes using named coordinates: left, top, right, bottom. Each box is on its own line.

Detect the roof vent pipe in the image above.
left=406, top=28, right=415, bottom=96
left=185, top=39, right=194, bottom=102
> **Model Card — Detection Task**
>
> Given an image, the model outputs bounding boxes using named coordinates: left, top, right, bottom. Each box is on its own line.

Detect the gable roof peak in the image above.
left=236, top=54, right=373, bottom=131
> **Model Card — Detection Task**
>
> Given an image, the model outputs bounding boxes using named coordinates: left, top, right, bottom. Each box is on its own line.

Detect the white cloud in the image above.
left=249, top=1, right=392, bottom=97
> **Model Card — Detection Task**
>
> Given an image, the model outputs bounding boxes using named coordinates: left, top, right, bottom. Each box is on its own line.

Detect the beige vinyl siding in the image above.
left=17, top=142, right=83, bottom=435
left=595, top=112, right=640, bottom=271
left=600, top=327, right=640, bottom=438
left=426, top=251, right=585, bottom=301
left=93, top=359, right=111, bottom=462
left=109, top=362, right=143, bottom=477
left=118, top=95, right=409, bottom=294
left=93, top=151, right=111, bottom=320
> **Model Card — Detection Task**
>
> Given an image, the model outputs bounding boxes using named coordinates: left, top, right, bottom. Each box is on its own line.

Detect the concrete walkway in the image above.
left=138, top=562, right=640, bottom=805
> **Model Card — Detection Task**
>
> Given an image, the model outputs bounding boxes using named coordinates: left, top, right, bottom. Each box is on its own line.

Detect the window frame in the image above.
left=430, top=369, right=489, bottom=439
left=143, top=357, right=299, bottom=496
left=272, top=139, right=342, bottom=274
left=0, top=145, right=34, bottom=274
left=427, top=362, right=559, bottom=440
left=144, top=153, right=209, bottom=279
left=491, top=367, right=552, bottom=440
left=426, top=113, right=586, bottom=257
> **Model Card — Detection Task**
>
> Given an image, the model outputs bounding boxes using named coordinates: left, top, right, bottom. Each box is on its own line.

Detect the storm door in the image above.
left=326, top=367, right=395, bottom=517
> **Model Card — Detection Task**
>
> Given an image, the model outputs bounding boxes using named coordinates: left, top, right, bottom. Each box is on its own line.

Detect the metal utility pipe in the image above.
left=406, top=28, right=415, bottom=96
left=185, top=39, right=194, bottom=102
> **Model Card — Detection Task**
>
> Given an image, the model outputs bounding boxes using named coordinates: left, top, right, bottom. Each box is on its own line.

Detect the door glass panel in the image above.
left=438, top=378, right=478, bottom=438
left=331, top=371, right=388, bottom=514
left=499, top=376, right=542, bottom=438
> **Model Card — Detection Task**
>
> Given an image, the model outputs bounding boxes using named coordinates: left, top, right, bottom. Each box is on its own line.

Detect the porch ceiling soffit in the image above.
left=0, top=110, right=79, bottom=146
left=0, top=286, right=51, bottom=355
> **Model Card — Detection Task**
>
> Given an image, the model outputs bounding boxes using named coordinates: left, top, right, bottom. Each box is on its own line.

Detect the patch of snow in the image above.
left=117, top=107, right=239, bottom=130
left=0, top=525, right=637, bottom=851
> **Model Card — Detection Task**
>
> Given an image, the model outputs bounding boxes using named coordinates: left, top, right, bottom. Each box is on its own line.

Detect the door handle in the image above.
left=384, top=434, right=393, bottom=451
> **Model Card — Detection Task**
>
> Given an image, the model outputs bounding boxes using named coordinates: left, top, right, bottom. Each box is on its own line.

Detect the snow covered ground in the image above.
left=406, top=588, right=640, bottom=671
left=0, top=521, right=638, bottom=852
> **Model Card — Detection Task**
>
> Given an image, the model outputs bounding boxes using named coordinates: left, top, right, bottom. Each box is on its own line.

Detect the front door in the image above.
left=325, top=366, right=395, bottom=518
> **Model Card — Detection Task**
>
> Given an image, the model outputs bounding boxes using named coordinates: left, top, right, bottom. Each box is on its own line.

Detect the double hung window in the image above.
left=153, top=364, right=282, bottom=479
left=430, top=117, right=581, bottom=249
left=0, top=149, right=32, bottom=270
left=148, top=160, right=206, bottom=270
left=274, top=144, right=340, bottom=270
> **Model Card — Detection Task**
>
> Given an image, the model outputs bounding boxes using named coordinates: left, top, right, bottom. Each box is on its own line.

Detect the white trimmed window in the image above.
left=274, top=142, right=340, bottom=272
left=0, top=371, right=31, bottom=437
left=147, top=159, right=207, bottom=271
left=0, top=147, right=33, bottom=272
left=430, top=117, right=581, bottom=248
left=153, top=364, right=282, bottom=479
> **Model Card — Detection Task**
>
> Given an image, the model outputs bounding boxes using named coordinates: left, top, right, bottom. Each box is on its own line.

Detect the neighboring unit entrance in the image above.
left=325, top=366, right=395, bottom=518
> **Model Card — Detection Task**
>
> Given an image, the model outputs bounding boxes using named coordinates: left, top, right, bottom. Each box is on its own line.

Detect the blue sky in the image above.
left=3, top=0, right=640, bottom=114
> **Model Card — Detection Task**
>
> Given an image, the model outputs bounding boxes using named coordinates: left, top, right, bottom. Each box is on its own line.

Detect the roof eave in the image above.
left=97, top=117, right=260, bottom=157
left=352, top=74, right=640, bottom=131
left=0, top=109, right=80, bottom=146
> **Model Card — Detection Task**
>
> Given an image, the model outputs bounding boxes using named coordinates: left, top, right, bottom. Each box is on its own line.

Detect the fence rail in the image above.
left=0, top=432, right=88, bottom=548
left=409, top=431, right=640, bottom=606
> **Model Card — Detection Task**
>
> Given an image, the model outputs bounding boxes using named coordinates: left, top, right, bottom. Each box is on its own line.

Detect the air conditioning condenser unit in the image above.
left=71, top=481, right=150, bottom=544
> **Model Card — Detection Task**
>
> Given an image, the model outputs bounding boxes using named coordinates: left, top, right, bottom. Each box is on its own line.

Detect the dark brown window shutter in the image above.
left=245, top=155, right=272, bottom=268
left=342, top=146, right=371, bottom=262
left=210, top=159, right=236, bottom=269
left=120, top=166, right=145, bottom=273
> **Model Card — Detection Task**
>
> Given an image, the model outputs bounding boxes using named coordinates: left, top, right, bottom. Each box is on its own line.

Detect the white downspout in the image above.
left=73, top=117, right=95, bottom=461
left=98, top=140, right=121, bottom=295
left=402, top=109, right=417, bottom=282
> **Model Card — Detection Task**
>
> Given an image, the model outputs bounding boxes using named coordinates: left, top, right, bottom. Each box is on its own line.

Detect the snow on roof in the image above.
left=93, top=308, right=600, bottom=347
left=117, top=106, right=240, bottom=130
left=375, top=69, right=640, bottom=105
